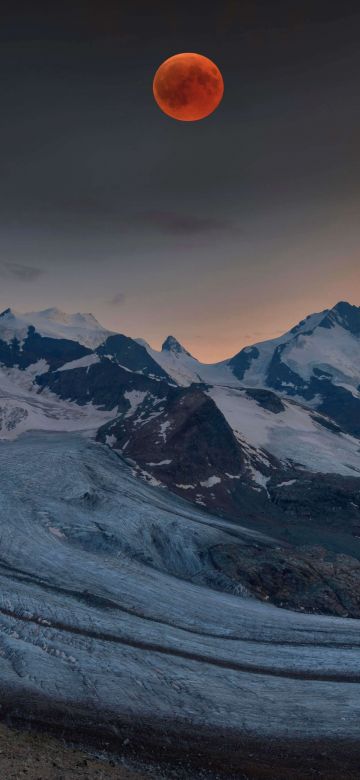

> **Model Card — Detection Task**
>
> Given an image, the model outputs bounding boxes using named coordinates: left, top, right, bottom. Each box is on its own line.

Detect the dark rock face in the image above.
left=313, top=367, right=333, bottom=378
left=210, top=543, right=360, bottom=617
left=98, top=384, right=277, bottom=519
left=266, top=344, right=308, bottom=396
left=162, top=335, right=193, bottom=357
left=0, top=336, right=22, bottom=368
left=319, top=301, right=360, bottom=334
left=265, top=344, right=360, bottom=438
left=309, top=413, right=342, bottom=434
left=99, top=383, right=245, bottom=477
left=315, top=380, right=360, bottom=438
left=245, top=388, right=286, bottom=413
left=38, top=358, right=169, bottom=411
left=228, top=346, right=259, bottom=380
left=0, top=327, right=91, bottom=370
left=97, top=335, right=170, bottom=381
left=269, top=474, right=360, bottom=523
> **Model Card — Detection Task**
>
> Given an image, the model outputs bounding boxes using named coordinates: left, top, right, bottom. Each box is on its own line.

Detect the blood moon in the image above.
left=153, top=53, right=224, bottom=121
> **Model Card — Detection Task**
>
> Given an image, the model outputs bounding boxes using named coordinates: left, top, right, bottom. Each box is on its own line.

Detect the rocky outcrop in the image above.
left=97, top=334, right=171, bottom=381
left=209, top=542, right=360, bottom=617
left=38, top=357, right=168, bottom=411
left=97, top=384, right=280, bottom=519
left=0, top=327, right=91, bottom=370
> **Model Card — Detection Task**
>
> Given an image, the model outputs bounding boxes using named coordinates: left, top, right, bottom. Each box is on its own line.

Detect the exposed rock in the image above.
left=210, top=543, right=360, bottom=617
left=245, top=388, right=286, bottom=413
left=97, top=334, right=171, bottom=381
left=97, top=384, right=279, bottom=519
left=0, top=327, right=91, bottom=371
left=162, top=335, right=193, bottom=358
left=228, top=345, right=259, bottom=380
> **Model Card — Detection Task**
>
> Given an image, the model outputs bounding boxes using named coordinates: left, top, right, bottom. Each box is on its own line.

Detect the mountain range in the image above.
left=1, top=300, right=360, bottom=616
left=1, top=300, right=360, bottom=462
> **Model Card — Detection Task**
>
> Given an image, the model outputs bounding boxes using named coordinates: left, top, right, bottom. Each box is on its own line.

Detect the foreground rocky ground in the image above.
left=1, top=721, right=360, bottom=779
left=0, top=723, right=145, bottom=779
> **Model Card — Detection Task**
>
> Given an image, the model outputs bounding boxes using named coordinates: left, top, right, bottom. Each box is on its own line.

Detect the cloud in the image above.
left=2, top=262, right=44, bottom=281
left=132, top=211, right=231, bottom=236
left=108, top=291, right=126, bottom=305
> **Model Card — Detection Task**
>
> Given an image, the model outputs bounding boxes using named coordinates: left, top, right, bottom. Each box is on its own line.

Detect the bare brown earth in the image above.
left=0, top=722, right=146, bottom=779
left=1, top=717, right=360, bottom=780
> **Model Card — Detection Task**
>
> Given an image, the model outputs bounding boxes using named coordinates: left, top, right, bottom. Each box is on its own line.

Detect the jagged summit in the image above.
left=162, top=335, right=193, bottom=357
left=318, top=301, right=360, bottom=335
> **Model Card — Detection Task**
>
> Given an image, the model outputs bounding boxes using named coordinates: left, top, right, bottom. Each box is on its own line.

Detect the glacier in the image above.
left=0, top=431, right=359, bottom=757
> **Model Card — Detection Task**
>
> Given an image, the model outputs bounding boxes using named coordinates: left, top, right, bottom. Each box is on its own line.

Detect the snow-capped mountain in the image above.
left=0, top=301, right=359, bottom=527
left=142, top=301, right=360, bottom=437
left=145, top=333, right=236, bottom=387
left=0, top=307, right=113, bottom=348
left=144, top=301, right=360, bottom=396
left=227, top=301, right=360, bottom=437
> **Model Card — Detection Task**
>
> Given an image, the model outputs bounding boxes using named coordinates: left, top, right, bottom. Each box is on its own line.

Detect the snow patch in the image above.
left=124, top=390, right=147, bottom=418
left=138, top=470, right=164, bottom=488
left=200, top=476, right=221, bottom=488
left=48, top=526, right=66, bottom=539
left=147, top=459, right=172, bottom=466
left=58, top=354, right=100, bottom=372
left=159, top=419, right=171, bottom=441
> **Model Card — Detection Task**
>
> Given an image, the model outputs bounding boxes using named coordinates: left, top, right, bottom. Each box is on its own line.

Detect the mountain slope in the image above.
left=97, top=383, right=281, bottom=519
left=228, top=301, right=360, bottom=437
left=0, top=362, right=114, bottom=439
left=208, top=385, right=360, bottom=477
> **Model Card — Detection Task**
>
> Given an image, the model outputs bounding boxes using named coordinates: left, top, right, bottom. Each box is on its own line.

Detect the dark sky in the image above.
left=1, top=0, right=360, bottom=360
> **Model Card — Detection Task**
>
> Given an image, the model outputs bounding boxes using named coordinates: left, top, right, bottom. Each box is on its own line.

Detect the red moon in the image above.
left=153, top=53, right=224, bottom=122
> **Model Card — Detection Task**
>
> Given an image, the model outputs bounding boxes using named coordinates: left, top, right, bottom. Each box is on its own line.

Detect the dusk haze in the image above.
left=0, top=2, right=360, bottom=778
left=0, top=2, right=359, bottom=361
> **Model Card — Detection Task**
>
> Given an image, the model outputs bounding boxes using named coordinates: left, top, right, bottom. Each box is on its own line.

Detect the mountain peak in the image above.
left=37, top=307, right=67, bottom=318
left=162, top=335, right=193, bottom=357
left=0, top=307, right=113, bottom=348
left=319, top=301, right=360, bottom=335
left=25, top=308, right=102, bottom=327
left=0, top=307, right=13, bottom=319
